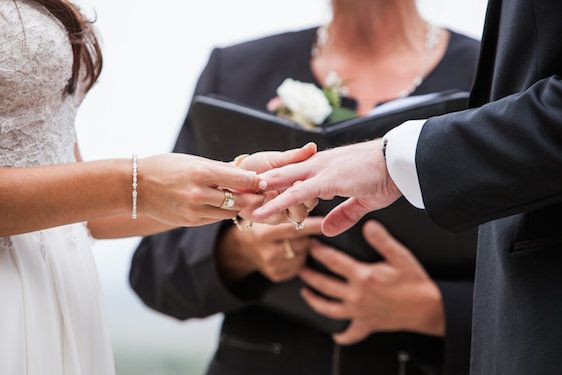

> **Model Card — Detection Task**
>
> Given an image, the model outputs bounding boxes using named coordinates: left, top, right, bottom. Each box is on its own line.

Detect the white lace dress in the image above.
left=0, top=1, right=115, bottom=374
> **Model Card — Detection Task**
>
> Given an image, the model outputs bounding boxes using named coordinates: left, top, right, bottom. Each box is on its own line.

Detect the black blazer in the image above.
left=414, top=1, right=562, bottom=375
left=130, top=29, right=480, bottom=375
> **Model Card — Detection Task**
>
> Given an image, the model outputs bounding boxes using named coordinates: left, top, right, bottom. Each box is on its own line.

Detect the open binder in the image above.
left=189, top=91, right=478, bottom=333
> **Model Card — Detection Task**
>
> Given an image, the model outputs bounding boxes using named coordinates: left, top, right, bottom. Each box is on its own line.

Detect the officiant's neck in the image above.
left=329, top=0, right=426, bottom=57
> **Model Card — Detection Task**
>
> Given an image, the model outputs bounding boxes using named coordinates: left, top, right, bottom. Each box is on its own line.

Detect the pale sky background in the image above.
left=73, top=0, right=489, bottom=373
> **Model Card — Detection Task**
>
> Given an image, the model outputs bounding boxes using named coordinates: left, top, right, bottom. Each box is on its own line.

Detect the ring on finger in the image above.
left=220, top=190, right=236, bottom=210
left=283, top=239, right=296, bottom=260
left=233, top=215, right=252, bottom=231
left=287, top=215, right=305, bottom=231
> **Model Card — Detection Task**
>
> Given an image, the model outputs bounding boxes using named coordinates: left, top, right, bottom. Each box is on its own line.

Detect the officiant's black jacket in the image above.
left=414, top=1, right=562, bottom=374
left=130, top=29, right=479, bottom=375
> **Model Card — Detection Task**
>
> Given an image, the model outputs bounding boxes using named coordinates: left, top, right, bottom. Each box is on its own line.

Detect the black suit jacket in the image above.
left=130, top=29, right=480, bottom=375
left=416, top=1, right=562, bottom=374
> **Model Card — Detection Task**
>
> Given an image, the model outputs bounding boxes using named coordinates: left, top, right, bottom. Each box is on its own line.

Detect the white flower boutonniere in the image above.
left=268, top=77, right=357, bottom=129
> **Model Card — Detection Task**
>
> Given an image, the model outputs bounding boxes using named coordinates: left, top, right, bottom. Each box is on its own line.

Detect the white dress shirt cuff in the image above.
left=384, top=120, right=427, bottom=209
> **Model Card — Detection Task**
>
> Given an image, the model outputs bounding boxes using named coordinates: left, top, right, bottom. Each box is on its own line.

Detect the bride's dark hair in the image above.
left=24, top=0, right=103, bottom=94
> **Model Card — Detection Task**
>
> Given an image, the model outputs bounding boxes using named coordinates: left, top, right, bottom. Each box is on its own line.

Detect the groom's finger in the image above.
left=322, top=198, right=373, bottom=237
left=271, top=142, right=317, bottom=167
left=251, top=179, right=320, bottom=221
left=258, top=160, right=314, bottom=191
left=241, top=143, right=317, bottom=174
left=211, top=165, right=267, bottom=192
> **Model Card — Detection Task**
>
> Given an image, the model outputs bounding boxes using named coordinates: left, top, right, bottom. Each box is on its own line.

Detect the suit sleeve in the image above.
left=436, top=281, right=473, bottom=375
left=417, top=75, right=562, bottom=231
left=129, top=48, right=266, bottom=319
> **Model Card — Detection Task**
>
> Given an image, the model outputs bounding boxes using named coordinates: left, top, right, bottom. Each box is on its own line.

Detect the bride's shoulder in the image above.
left=0, top=0, right=73, bottom=108
left=0, top=0, right=70, bottom=47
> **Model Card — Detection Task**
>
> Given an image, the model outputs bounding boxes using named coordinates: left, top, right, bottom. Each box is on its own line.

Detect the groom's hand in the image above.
left=239, top=142, right=317, bottom=174
left=237, top=143, right=319, bottom=225
left=252, top=139, right=402, bottom=236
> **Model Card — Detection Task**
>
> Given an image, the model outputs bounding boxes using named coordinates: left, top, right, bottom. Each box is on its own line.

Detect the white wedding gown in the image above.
left=0, top=1, right=115, bottom=374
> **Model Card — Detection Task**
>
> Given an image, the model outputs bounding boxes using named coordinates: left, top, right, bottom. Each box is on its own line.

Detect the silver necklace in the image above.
left=311, top=23, right=442, bottom=99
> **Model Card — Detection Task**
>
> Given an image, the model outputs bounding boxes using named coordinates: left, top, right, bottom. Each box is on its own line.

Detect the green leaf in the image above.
left=323, top=86, right=341, bottom=108
left=328, top=107, right=358, bottom=123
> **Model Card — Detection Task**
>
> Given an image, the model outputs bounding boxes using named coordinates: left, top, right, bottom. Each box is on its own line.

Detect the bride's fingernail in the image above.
left=259, top=180, right=268, bottom=190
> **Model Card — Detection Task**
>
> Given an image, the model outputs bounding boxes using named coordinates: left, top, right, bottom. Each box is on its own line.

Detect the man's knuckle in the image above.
left=357, top=270, right=371, bottom=286
left=188, top=187, right=204, bottom=201
left=368, top=272, right=381, bottom=284
left=190, top=166, right=206, bottom=180
left=287, top=187, right=303, bottom=197
left=348, top=293, right=361, bottom=305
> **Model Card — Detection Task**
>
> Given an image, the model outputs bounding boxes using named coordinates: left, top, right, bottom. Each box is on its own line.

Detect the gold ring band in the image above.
left=283, top=240, right=296, bottom=260
left=220, top=190, right=235, bottom=210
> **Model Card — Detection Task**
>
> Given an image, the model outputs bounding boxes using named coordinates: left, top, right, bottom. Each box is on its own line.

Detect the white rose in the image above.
left=277, top=78, right=332, bottom=126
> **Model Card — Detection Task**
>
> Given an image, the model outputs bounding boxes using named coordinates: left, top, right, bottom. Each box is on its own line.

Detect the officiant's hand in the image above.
left=299, top=221, right=445, bottom=345
left=237, top=143, right=320, bottom=225
left=252, top=140, right=402, bottom=236
left=217, top=217, right=324, bottom=283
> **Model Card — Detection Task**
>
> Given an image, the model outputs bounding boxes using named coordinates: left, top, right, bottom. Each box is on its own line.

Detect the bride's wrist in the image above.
left=106, top=158, right=136, bottom=216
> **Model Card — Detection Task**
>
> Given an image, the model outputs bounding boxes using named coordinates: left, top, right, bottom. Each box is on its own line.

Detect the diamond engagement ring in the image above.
left=221, top=190, right=236, bottom=210
left=233, top=215, right=253, bottom=231
left=287, top=216, right=305, bottom=231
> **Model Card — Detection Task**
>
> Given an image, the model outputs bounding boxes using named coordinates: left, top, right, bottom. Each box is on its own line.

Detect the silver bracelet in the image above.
left=132, top=154, right=138, bottom=220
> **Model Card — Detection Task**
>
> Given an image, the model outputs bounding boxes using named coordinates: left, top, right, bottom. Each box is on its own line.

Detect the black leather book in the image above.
left=189, top=91, right=478, bottom=333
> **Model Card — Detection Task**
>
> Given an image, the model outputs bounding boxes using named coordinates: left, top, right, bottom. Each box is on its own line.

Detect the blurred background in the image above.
left=74, top=1, right=489, bottom=374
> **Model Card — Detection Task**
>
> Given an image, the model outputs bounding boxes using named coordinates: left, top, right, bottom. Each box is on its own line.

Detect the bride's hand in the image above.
left=237, top=143, right=320, bottom=225
left=138, top=154, right=267, bottom=227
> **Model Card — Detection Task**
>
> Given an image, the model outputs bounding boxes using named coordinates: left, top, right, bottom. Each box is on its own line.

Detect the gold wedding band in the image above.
left=283, top=239, right=296, bottom=260
left=220, top=190, right=236, bottom=210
